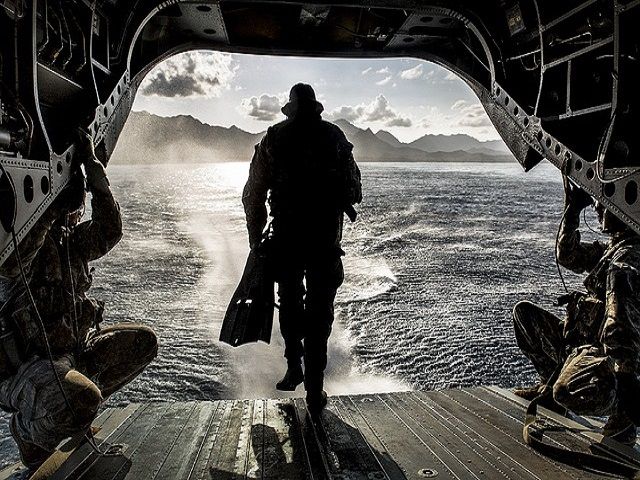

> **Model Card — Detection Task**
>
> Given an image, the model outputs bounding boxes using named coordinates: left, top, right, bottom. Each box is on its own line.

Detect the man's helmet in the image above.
left=54, top=168, right=86, bottom=226
left=281, top=83, right=324, bottom=117
left=594, top=202, right=628, bottom=235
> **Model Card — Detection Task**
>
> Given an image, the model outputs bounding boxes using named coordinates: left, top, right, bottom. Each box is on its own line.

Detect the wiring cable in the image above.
left=520, top=55, right=541, bottom=72
left=555, top=205, right=570, bottom=293
left=64, top=214, right=81, bottom=358
left=0, top=73, right=35, bottom=158
left=530, top=0, right=545, bottom=116
left=583, top=208, right=601, bottom=235
left=593, top=108, right=639, bottom=184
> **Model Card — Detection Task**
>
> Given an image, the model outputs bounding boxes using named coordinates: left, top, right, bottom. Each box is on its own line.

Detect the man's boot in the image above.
left=304, top=370, right=328, bottom=417
left=513, top=382, right=567, bottom=414
left=276, top=362, right=304, bottom=391
left=306, top=390, right=328, bottom=417
left=10, top=416, right=52, bottom=470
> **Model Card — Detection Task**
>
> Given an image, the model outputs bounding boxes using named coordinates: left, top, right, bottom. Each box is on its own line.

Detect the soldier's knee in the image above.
left=512, top=300, right=538, bottom=326
left=133, top=325, right=158, bottom=364
left=304, top=323, right=333, bottom=344
left=64, top=370, right=102, bottom=426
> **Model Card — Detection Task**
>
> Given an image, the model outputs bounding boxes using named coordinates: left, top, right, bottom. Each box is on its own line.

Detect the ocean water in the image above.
left=0, top=161, right=600, bottom=466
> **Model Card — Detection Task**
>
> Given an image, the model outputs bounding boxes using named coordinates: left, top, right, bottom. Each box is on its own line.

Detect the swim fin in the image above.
left=220, top=245, right=274, bottom=347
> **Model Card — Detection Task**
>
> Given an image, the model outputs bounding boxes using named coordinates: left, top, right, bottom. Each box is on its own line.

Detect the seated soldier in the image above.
left=513, top=176, right=640, bottom=445
left=0, top=133, right=158, bottom=470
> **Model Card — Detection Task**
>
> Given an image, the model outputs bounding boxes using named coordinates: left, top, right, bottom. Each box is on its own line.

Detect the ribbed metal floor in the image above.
left=2, top=387, right=639, bottom=479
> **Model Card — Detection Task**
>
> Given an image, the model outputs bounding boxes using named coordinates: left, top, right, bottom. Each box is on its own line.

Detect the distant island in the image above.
left=109, top=110, right=514, bottom=164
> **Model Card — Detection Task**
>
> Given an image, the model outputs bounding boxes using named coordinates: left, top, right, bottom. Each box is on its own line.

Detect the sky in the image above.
left=132, top=51, right=500, bottom=143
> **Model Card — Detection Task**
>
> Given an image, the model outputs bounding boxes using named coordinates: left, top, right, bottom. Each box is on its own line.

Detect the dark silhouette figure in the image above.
left=242, top=83, right=362, bottom=413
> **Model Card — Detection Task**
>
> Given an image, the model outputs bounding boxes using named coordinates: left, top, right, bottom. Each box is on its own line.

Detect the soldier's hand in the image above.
left=563, top=176, right=593, bottom=211
left=77, top=130, right=109, bottom=193
left=249, top=237, right=261, bottom=251
left=76, top=129, right=95, bottom=159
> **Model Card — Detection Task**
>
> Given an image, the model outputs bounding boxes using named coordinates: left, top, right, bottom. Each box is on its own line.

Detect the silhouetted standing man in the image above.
left=243, top=83, right=362, bottom=414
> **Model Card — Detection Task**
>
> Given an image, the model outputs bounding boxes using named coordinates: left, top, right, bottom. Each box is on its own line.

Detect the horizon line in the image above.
left=130, top=108, right=501, bottom=145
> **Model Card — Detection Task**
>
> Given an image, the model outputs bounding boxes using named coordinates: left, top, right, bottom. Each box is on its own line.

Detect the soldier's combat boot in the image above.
left=513, top=383, right=545, bottom=401
left=10, top=416, right=52, bottom=470
left=603, top=412, right=637, bottom=447
left=306, top=390, right=328, bottom=417
left=276, top=363, right=304, bottom=391
left=514, top=383, right=566, bottom=414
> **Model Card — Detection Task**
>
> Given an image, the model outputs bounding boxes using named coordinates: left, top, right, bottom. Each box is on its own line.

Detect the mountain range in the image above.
left=109, top=111, right=513, bottom=164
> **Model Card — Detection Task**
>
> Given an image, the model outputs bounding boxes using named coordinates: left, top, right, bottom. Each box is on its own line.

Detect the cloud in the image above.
left=241, top=93, right=287, bottom=121
left=397, top=64, right=461, bottom=84
left=451, top=100, right=492, bottom=127
left=140, top=51, right=236, bottom=98
left=417, top=105, right=447, bottom=129
left=330, top=106, right=361, bottom=122
left=361, top=67, right=373, bottom=75
left=328, top=94, right=412, bottom=127
left=376, top=75, right=393, bottom=86
left=376, top=67, right=391, bottom=74
left=399, top=64, right=424, bottom=80
left=386, top=117, right=413, bottom=127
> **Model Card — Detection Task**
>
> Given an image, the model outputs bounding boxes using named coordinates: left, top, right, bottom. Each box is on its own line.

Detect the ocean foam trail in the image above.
left=339, top=255, right=398, bottom=302
left=324, top=321, right=411, bottom=395
left=186, top=210, right=407, bottom=400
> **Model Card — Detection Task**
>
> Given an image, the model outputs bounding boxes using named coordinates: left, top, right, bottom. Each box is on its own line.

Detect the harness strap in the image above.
left=523, top=390, right=640, bottom=478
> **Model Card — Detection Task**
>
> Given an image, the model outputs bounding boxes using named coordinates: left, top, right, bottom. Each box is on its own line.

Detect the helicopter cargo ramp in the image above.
left=1, top=386, right=639, bottom=480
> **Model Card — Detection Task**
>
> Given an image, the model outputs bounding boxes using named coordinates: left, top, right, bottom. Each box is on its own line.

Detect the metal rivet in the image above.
left=418, top=468, right=439, bottom=478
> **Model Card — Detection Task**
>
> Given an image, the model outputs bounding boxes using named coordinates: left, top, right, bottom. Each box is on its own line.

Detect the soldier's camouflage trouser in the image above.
left=513, top=301, right=618, bottom=416
left=0, top=323, right=158, bottom=452
left=275, top=251, right=344, bottom=393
